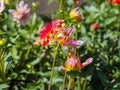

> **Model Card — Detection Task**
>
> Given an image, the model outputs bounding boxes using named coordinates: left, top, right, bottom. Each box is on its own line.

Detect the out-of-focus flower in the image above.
left=9, top=1, right=30, bottom=26
left=91, top=23, right=99, bottom=31
left=60, top=51, right=93, bottom=71
left=73, top=0, right=80, bottom=4
left=0, top=0, right=5, bottom=14
left=108, top=0, right=120, bottom=5
left=69, top=7, right=84, bottom=23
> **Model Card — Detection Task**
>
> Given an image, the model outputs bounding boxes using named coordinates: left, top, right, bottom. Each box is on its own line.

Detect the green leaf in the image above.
left=84, top=6, right=99, bottom=12
left=105, top=17, right=116, bottom=25
left=97, top=71, right=109, bottom=87
left=0, top=84, right=9, bottom=90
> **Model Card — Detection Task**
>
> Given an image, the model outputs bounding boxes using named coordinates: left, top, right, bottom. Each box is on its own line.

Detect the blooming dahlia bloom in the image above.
left=69, top=7, right=84, bottom=23
left=9, top=1, right=30, bottom=26
left=35, top=19, right=84, bottom=48
left=60, top=51, right=93, bottom=71
left=35, top=19, right=65, bottom=48
left=108, top=0, right=120, bottom=5
left=0, top=0, right=4, bottom=14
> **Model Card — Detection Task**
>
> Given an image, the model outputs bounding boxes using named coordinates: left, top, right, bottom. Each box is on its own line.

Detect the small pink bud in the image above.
left=92, top=23, right=99, bottom=31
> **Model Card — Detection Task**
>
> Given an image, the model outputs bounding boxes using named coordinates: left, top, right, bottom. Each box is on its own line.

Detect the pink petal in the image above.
left=66, top=40, right=84, bottom=46
left=66, top=27, right=74, bottom=36
left=82, top=58, right=93, bottom=68
left=69, top=50, right=74, bottom=57
left=0, top=0, right=5, bottom=13
left=59, top=66, right=66, bottom=71
left=8, top=10, right=15, bottom=15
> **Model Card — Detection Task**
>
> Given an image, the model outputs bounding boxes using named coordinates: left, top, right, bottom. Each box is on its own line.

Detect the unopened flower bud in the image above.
left=91, top=23, right=99, bottom=31
left=0, top=39, right=6, bottom=47
left=69, top=7, right=84, bottom=23
left=32, top=2, right=39, bottom=10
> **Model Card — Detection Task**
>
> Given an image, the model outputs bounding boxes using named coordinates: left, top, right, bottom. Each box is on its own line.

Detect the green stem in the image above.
left=118, top=5, right=120, bottom=31
left=67, top=77, right=72, bottom=90
left=48, top=47, right=58, bottom=90
left=78, top=78, right=81, bottom=90
left=0, top=48, right=6, bottom=82
left=58, top=0, right=63, bottom=18
left=62, top=71, right=67, bottom=90
left=74, top=25, right=78, bottom=55
left=71, top=78, right=75, bottom=90
left=83, top=79, right=87, bottom=90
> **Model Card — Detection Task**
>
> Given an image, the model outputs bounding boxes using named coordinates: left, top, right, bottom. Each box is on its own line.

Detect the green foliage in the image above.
left=0, top=0, right=120, bottom=90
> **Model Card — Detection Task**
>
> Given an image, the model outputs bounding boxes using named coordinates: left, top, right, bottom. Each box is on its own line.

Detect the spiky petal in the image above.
left=66, top=40, right=84, bottom=47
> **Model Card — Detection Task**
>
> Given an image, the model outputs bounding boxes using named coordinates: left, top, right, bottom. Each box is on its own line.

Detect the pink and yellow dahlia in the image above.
left=69, top=7, right=84, bottom=23
left=60, top=51, right=93, bottom=71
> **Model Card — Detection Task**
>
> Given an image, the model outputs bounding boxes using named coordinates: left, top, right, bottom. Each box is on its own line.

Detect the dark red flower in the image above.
left=92, top=23, right=99, bottom=31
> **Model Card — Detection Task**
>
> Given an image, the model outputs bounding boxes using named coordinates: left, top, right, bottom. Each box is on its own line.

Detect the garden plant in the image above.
left=0, top=0, right=120, bottom=90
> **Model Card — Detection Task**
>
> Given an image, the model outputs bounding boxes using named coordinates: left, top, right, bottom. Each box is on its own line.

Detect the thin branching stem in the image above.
left=48, top=47, right=58, bottom=90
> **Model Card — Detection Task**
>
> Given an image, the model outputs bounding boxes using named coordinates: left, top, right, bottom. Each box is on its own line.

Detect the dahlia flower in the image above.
left=60, top=51, right=93, bottom=71
left=36, top=19, right=65, bottom=48
left=35, top=19, right=84, bottom=48
left=9, top=1, right=30, bottom=26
